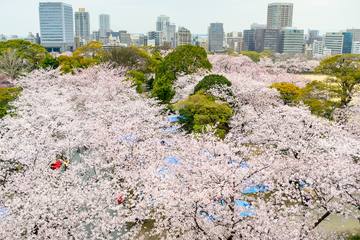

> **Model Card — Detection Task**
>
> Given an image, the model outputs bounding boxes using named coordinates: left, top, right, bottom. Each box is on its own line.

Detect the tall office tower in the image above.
left=75, top=8, right=90, bottom=43
left=39, top=2, right=74, bottom=52
left=243, top=29, right=255, bottom=51
left=177, top=27, right=192, bottom=46
left=148, top=31, right=163, bottom=47
left=156, top=15, right=170, bottom=32
left=347, top=29, right=360, bottom=42
left=254, top=28, right=266, bottom=52
left=267, top=2, right=293, bottom=29
left=307, top=30, right=322, bottom=45
left=342, top=32, right=353, bottom=54
left=226, top=32, right=243, bottom=53
left=99, top=14, right=111, bottom=38
left=324, top=32, right=353, bottom=55
left=208, top=23, right=225, bottom=53
left=279, top=28, right=304, bottom=54
left=352, top=41, right=360, bottom=54
left=324, top=32, right=344, bottom=55
left=165, top=24, right=177, bottom=48
left=264, top=29, right=280, bottom=53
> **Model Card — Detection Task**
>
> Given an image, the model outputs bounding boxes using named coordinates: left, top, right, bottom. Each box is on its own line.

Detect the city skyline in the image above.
left=1, top=0, right=359, bottom=36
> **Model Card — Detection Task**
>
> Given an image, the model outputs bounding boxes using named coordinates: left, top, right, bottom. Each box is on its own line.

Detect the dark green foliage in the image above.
left=151, top=45, right=212, bottom=103
left=348, top=235, right=360, bottom=240
left=0, top=87, right=22, bottom=118
left=174, top=93, right=233, bottom=139
left=0, top=40, right=47, bottom=69
left=151, top=75, right=176, bottom=103
left=194, top=74, right=232, bottom=94
left=127, top=70, right=147, bottom=93
left=40, top=55, right=60, bottom=69
left=160, top=45, right=212, bottom=75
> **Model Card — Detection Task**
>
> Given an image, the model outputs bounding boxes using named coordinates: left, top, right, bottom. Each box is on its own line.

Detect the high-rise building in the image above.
left=279, top=28, right=304, bottom=54
left=347, top=29, right=360, bottom=42
left=307, top=30, right=322, bottom=44
left=166, top=24, right=177, bottom=48
left=148, top=31, right=163, bottom=47
left=243, top=29, right=256, bottom=51
left=254, top=28, right=266, bottom=52
left=324, top=32, right=343, bottom=55
left=264, top=29, right=280, bottom=53
left=342, top=32, right=353, bottom=54
left=39, top=2, right=74, bottom=52
left=99, top=14, right=110, bottom=39
left=352, top=41, right=360, bottom=54
left=208, top=23, right=224, bottom=53
left=177, top=27, right=192, bottom=46
left=324, top=32, right=353, bottom=55
left=75, top=8, right=90, bottom=43
left=156, top=15, right=170, bottom=32
left=226, top=32, right=243, bottom=53
left=119, top=31, right=132, bottom=46
left=312, top=40, right=324, bottom=57
left=267, top=3, right=293, bottom=29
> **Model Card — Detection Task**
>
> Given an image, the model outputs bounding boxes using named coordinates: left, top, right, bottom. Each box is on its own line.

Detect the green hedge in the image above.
left=194, top=74, right=232, bottom=94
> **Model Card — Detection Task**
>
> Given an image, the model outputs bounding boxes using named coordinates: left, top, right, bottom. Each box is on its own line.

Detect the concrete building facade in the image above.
left=39, top=2, right=74, bottom=52
left=267, top=3, right=293, bottom=29
left=208, top=23, right=225, bottom=53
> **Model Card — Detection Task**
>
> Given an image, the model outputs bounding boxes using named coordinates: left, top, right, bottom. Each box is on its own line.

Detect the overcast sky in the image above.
left=0, top=0, right=359, bottom=36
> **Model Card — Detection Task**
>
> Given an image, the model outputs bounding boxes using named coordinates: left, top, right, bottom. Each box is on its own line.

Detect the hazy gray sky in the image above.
left=0, top=0, right=359, bottom=36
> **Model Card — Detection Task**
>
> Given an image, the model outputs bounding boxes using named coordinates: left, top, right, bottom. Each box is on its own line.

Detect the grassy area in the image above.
left=0, top=87, right=22, bottom=118
left=298, top=74, right=330, bottom=82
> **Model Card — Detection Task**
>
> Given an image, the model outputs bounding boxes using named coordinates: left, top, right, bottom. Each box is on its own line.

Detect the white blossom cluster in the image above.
left=0, top=57, right=359, bottom=240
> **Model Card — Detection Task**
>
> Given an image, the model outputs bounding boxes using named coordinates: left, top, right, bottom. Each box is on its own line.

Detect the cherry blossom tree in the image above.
left=0, top=56, right=358, bottom=240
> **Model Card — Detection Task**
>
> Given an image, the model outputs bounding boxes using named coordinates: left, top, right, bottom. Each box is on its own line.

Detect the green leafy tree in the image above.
left=160, top=45, right=212, bottom=75
left=174, top=93, right=233, bottom=139
left=0, top=50, right=30, bottom=79
left=316, top=54, right=360, bottom=107
left=40, top=54, right=60, bottom=69
left=272, top=81, right=339, bottom=120
left=0, top=39, right=47, bottom=69
left=0, top=87, right=22, bottom=118
left=105, top=46, right=159, bottom=73
left=194, top=74, right=232, bottom=94
left=152, top=45, right=212, bottom=103
left=271, top=82, right=303, bottom=105
left=240, top=51, right=261, bottom=62
left=151, top=74, right=176, bottom=103
left=127, top=70, right=147, bottom=93
left=73, top=41, right=105, bottom=61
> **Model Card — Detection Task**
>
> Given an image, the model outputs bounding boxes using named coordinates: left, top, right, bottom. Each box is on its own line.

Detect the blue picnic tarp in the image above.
left=164, top=156, right=181, bottom=165
left=167, top=115, right=182, bottom=123
left=239, top=211, right=255, bottom=217
left=0, top=207, right=9, bottom=219
left=242, top=184, right=269, bottom=194
left=235, top=200, right=251, bottom=208
left=228, top=159, right=250, bottom=169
